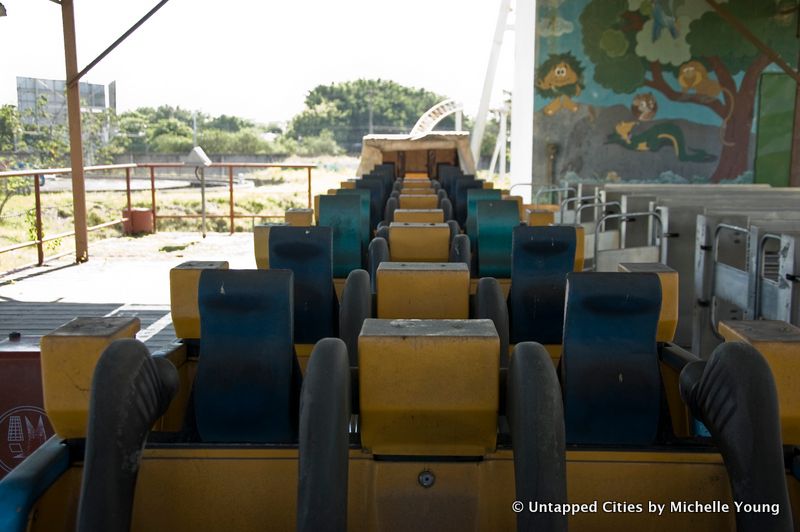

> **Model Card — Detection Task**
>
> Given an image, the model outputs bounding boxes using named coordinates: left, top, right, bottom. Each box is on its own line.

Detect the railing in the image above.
left=0, top=164, right=136, bottom=270
left=137, top=163, right=315, bottom=234
left=0, top=161, right=316, bottom=271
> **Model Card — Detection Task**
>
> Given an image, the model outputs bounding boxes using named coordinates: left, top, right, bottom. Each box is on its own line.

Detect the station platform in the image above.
left=0, top=232, right=255, bottom=352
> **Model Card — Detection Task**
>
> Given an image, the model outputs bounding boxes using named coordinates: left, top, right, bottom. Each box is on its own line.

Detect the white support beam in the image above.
left=470, top=0, right=512, bottom=165
left=510, top=0, right=536, bottom=203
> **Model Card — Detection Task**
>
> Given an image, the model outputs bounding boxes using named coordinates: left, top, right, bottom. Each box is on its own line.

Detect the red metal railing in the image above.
left=0, top=164, right=136, bottom=270
left=0, top=162, right=316, bottom=271
left=138, top=162, right=315, bottom=234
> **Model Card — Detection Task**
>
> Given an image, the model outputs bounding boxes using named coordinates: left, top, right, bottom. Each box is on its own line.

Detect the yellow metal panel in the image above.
left=314, top=195, right=320, bottom=223
left=389, top=222, right=450, bottom=262
left=719, top=320, right=800, bottom=445
left=470, top=278, right=511, bottom=298
left=132, top=449, right=299, bottom=532
left=573, top=225, right=585, bottom=271
left=28, top=446, right=800, bottom=532
left=399, top=195, right=438, bottom=209
left=660, top=360, right=691, bottom=438
left=284, top=208, right=313, bottom=227
left=393, top=209, right=445, bottom=224
left=400, top=187, right=436, bottom=195
left=404, top=172, right=429, bottom=179
left=341, top=180, right=356, bottom=189
left=253, top=224, right=272, bottom=269
left=170, top=261, right=229, bottom=339
left=402, top=180, right=432, bottom=189
left=618, top=263, right=678, bottom=342
left=527, top=205, right=559, bottom=227
left=359, top=319, right=499, bottom=456
left=296, top=343, right=314, bottom=374
left=40, top=317, right=140, bottom=438
left=482, top=182, right=494, bottom=189
left=333, top=277, right=346, bottom=302
left=377, top=262, right=469, bottom=319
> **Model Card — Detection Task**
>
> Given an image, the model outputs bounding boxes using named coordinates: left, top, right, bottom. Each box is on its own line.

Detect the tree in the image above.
left=289, top=79, right=452, bottom=150
left=580, top=0, right=798, bottom=182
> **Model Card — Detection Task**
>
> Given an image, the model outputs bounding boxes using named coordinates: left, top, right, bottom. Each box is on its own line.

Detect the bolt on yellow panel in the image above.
left=389, top=222, right=450, bottom=262
left=719, top=320, right=800, bottom=445
left=377, top=262, right=469, bottom=319
left=393, top=209, right=444, bottom=224
left=40, top=317, right=141, bottom=438
left=284, top=208, right=313, bottom=227
left=170, top=261, right=229, bottom=339
left=398, top=195, right=438, bottom=209
left=359, top=319, right=499, bottom=456
left=618, top=263, right=678, bottom=342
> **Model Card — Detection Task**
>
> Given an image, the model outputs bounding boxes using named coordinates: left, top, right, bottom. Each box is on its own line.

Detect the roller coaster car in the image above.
left=368, top=223, right=470, bottom=291
left=177, top=229, right=371, bottom=369
left=2, top=271, right=799, bottom=531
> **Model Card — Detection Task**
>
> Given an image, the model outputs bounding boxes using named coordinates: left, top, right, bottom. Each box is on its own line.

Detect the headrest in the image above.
left=561, top=272, right=661, bottom=445
left=476, top=200, right=519, bottom=277
left=318, top=195, right=362, bottom=277
left=509, top=226, right=576, bottom=345
left=195, top=269, right=301, bottom=443
left=269, top=226, right=337, bottom=344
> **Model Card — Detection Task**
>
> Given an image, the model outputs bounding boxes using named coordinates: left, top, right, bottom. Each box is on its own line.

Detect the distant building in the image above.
left=16, top=76, right=116, bottom=127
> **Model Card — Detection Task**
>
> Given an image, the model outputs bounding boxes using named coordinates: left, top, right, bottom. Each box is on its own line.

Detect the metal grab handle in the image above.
left=532, top=186, right=576, bottom=207
left=559, top=195, right=596, bottom=223
left=708, top=223, right=748, bottom=338
left=755, top=233, right=782, bottom=319
left=592, top=211, right=664, bottom=272
left=575, top=201, right=621, bottom=225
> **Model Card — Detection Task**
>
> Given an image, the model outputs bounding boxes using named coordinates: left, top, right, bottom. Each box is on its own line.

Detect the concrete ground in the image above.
left=0, top=231, right=256, bottom=351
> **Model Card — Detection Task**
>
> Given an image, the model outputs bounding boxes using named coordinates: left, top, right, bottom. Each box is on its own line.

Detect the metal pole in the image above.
left=33, top=175, right=44, bottom=266
left=307, top=167, right=312, bottom=209
left=471, top=0, right=512, bottom=163
left=229, top=165, right=234, bottom=234
left=200, top=168, right=206, bottom=238
left=510, top=0, right=537, bottom=204
left=61, top=0, right=89, bottom=262
left=125, top=167, right=132, bottom=214
left=150, top=166, right=157, bottom=233
left=499, top=108, right=508, bottom=183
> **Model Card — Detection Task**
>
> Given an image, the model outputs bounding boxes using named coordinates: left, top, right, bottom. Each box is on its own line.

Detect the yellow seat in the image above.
left=359, top=319, right=499, bottom=456
left=377, top=262, right=469, bottom=319
left=388, top=222, right=450, bottom=262
left=399, top=194, right=438, bottom=209
left=284, top=208, right=313, bottom=227
left=719, top=320, right=800, bottom=445
left=618, top=262, right=678, bottom=342
left=41, top=317, right=140, bottom=438
left=393, top=209, right=444, bottom=223
left=170, top=261, right=230, bottom=338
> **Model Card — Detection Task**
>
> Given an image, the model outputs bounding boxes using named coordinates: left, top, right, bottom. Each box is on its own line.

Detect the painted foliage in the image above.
left=533, top=0, right=799, bottom=183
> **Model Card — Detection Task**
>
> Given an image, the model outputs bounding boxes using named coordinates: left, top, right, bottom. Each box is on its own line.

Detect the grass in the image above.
left=0, top=156, right=357, bottom=272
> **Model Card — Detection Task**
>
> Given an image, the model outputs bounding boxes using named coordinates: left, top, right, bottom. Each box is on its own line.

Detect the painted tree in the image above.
left=580, top=0, right=798, bottom=182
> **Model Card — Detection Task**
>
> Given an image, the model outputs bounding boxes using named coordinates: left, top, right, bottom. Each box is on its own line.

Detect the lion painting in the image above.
left=536, top=52, right=585, bottom=116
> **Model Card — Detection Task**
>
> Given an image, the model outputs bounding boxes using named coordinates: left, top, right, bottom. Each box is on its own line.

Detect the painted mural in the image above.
left=532, top=0, right=799, bottom=183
